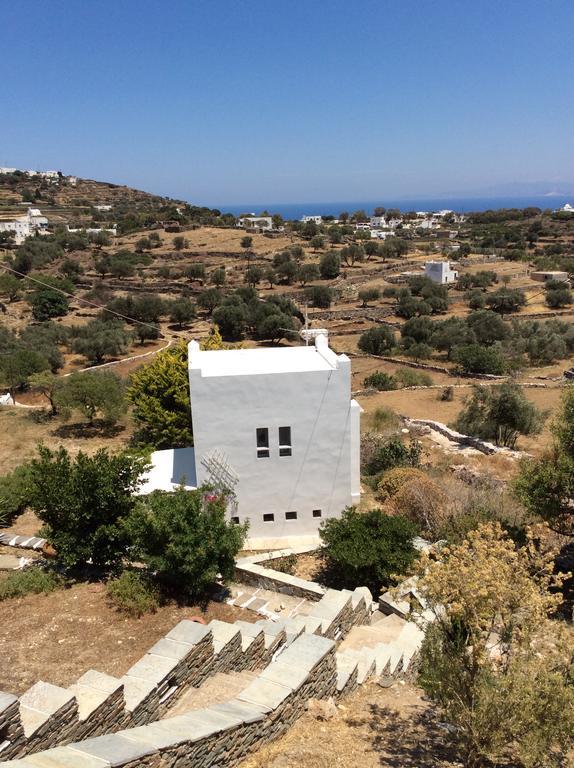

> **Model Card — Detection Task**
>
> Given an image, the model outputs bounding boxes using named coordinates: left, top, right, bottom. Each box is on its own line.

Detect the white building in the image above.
left=369, top=215, right=386, bottom=228
left=94, top=204, right=113, bottom=212
left=301, top=215, right=323, bottom=225
left=425, top=260, right=458, bottom=284
left=238, top=215, right=273, bottom=231
left=0, top=207, right=49, bottom=245
left=557, top=203, right=574, bottom=214
left=66, top=225, right=117, bottom=236
left=140, top=334, right=361, bottom=548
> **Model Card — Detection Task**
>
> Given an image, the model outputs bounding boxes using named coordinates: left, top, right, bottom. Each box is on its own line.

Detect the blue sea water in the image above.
left=216, top=196, right=572, bottom=219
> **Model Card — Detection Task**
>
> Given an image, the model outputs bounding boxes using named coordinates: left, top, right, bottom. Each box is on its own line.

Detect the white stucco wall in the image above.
left=425, top=261, right=458, bottom=284
left=188, top=336, right=360, bottom=544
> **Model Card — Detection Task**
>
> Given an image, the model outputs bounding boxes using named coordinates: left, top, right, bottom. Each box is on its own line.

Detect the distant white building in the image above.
left=531, top=270, right=570, bottom=285
left=417, top=218, right=438, bottom=230
left=0, top=207, right=49, bottom=245
left=557, top=203, right=574, bottom=214
left=94, top=204, right=113, bottom=212
left=301, top=215, right=323, bottom=225
left=425, top=260, right=458, bottom=284
left=369, top=215, right=386, bottom=228
left=0, top=167, right=17, bottom=175
left=66, top=225, right=117, bottom=236
left=140, top=334, right=361, bottom=548
left=238, top=215, right=273, bottom=231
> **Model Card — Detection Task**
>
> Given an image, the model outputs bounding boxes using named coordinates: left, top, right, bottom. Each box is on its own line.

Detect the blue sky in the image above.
left=1, top=0, right=573, bottom=205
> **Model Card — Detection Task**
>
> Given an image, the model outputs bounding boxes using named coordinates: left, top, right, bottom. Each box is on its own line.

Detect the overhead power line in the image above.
left=0, top=263, right=165, bottom=333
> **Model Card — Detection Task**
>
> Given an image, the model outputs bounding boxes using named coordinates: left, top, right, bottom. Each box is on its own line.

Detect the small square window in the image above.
left=263, top=513, right=274, bottom=522
left=279, top=426, right=292, bottom=457
left=257, top=427, right=269, bottom=458
left=285, top=511, right=297, bottom=520
left=231, top=516, right=240, bottom=525
left=312, top=509, right=322, bottom=518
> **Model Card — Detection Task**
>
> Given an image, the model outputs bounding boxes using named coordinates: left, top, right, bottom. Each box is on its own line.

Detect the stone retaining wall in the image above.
left=404, top=417, right=527, bottom=457
left=0, top=579, right=373, bottom=764
left=2, top=634, right=337, bottom=768
left=235, top=548, right=327, bottom=600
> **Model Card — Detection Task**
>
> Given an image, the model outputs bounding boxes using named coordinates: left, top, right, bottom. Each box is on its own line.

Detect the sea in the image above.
left=215, top=196, right=572, bottom=219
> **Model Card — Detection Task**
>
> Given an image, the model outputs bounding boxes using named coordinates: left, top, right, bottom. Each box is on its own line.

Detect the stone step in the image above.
left=207, top=620, right=241, bottom=655
left=335, top=655, right=359, bottom=692
left=387, top=642, right=404, bottom=675
left=18, top=682, right=77, bottom=741
left=235, top=620, right=283, bottom=652
left=165, top=670, right=259, bottom=716
left=68, top=670, right=122, bottom=722
left=336, top=649, right=375, bottom=684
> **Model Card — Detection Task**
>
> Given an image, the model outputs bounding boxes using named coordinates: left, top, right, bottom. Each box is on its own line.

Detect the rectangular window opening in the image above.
left=312, top=509, right=322, bottom=518
left=231, top=516, right=240, bottom=525
left=263, top=513, right=275, bottom=523
left=256, top=427, right=269, bottom=458
left=285, top=511, right=297, bottom=520
left=279, top=426, right=292, bottom=457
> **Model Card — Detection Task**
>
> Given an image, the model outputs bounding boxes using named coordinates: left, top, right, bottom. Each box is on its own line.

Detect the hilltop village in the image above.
left=1, top=169, right=574, bottom=767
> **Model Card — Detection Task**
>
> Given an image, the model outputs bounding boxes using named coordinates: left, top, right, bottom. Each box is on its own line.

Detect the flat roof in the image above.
left=189, top=343, right=340, bottom=377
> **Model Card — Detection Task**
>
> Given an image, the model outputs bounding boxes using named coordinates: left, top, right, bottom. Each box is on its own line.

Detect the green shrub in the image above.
left=126, top=487, right=248, bottom=601
left=439, top=386, right=454, bottom=401
left=319, top=507, right=419, bottom=592
left=0, top=567, right=63, bottom=601
left=106, top=570, right=160, bottom=617
left=28, top=446, right=147, bottom=573
left=365, top=436, right=422, bottom=476
left=358, top=326, right=395, bottom=356
left=453, top=344, right=507, bottom=375
left=363, top=371, right=396, bottom=391
left=0, top=464, right=32, bottom=527
left=393, top=367, right=434, bottom=387
left=455, top=383, right=545, bottom=449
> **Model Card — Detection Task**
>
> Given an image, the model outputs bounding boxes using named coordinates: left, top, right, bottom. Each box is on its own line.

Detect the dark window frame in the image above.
left=278, top=426, right=292, bottom=457
left=256, top=427, right=270, bottom=458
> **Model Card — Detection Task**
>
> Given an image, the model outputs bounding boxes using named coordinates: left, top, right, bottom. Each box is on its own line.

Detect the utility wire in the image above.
left=0, top=263, right=165, bottom=333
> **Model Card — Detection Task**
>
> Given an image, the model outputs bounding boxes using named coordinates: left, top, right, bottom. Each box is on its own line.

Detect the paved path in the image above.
left=226, top=583, right=314, bottom=620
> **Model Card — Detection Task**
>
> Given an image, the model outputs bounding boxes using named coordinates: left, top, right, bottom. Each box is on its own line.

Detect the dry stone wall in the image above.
left=0, top=579, right=375, bottom=765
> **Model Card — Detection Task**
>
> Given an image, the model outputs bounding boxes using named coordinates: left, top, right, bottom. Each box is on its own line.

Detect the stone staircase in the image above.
left=0, top=578, right=427, bottom=768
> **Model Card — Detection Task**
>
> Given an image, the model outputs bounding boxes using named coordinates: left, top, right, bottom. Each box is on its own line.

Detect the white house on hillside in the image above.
left=140, top=334, right=361, bottom=548
left=0, top=207, right=49, bottom=245
left=425, top=260, right=458, bottom=284
left=301, top=215, right=323, bottom=224
left=238, top=215, right=273, bottom=231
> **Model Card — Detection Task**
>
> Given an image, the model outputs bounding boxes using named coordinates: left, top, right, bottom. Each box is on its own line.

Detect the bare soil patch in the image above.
left=240, top=679, right=457, bottom=768
left=0, top=580, right=253, bottom=696
left=0, top=408, right=134, bottom=473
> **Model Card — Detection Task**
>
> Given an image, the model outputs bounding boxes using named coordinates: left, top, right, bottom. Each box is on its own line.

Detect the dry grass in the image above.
left=0, top=408, right=134, bottom=473
left=240, top=680, right=457, bottom=768
left=0, top=580, right=253, bottom=696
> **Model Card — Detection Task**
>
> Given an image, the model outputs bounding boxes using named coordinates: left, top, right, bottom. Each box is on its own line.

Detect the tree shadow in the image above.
left=354, top=702, right=460, bottom=767
left=52, top=421, right=125, bottom=439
